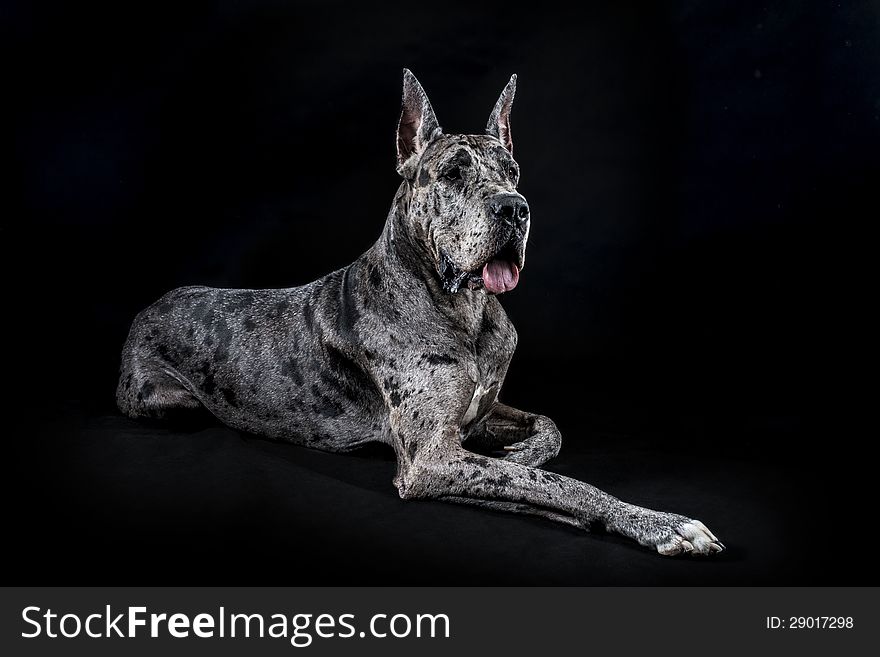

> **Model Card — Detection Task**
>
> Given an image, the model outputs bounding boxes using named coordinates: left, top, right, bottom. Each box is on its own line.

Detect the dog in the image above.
left=117, top=70, right=723, bottom=556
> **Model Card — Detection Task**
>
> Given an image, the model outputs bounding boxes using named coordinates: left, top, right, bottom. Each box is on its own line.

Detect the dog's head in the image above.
left=395, top=70, right=528, bottom=295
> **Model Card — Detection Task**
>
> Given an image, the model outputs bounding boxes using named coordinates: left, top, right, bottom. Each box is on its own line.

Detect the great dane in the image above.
left=117, top=70, right=723, bottom=556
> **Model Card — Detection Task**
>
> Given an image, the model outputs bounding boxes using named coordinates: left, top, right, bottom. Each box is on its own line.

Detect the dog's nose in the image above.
left=488, top=194, right=529, bottom=227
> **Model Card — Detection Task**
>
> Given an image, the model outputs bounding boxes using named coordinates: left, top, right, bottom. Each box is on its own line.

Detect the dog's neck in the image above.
left=367, top=181, right=490, bottom=330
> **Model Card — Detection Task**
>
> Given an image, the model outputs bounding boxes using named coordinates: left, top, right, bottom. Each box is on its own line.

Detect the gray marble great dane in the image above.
left=117, top=70, right=724, bottom=556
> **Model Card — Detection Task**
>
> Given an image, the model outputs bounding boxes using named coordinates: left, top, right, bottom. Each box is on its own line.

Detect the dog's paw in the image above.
left=653, top=516, right=725, bottom=556
left=500, top=419, right=561, bottom=468
left=613, top=508, right=725, bottom=556
left=501, top=442, right=547, bottom=467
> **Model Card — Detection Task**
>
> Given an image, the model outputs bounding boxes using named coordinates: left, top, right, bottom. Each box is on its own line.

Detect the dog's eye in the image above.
left=442, top=166, right=462, bottom=182
left=506, top=162, right=520, bottom=181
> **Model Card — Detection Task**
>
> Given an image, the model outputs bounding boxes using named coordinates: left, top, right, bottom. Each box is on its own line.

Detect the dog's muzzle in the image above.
left=439, top=235, right=526, bottom=295
left=437, top=192, right=529, bottom=295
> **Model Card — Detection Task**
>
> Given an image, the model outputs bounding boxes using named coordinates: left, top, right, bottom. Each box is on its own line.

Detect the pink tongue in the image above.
left=482, top=259, right=520, bottom=294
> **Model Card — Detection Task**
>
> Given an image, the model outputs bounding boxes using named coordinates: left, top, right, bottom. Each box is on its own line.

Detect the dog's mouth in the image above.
left=439, top=241, right=522, bottom=295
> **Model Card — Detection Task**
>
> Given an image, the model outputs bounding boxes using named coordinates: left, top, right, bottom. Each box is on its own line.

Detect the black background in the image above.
left=7, top=0, right=877, bottom=584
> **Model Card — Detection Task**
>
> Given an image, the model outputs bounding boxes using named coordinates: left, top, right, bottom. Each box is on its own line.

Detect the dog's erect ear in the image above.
left=396, top=69, right=441, bottom=175
left=486, top=74, right=517, bottom=153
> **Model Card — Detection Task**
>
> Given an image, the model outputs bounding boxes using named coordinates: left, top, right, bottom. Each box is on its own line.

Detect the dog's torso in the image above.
left=119, top=182, right=517, bottom=453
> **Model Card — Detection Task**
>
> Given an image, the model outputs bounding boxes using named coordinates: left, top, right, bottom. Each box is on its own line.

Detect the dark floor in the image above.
left=11, top=396, right=866, bottom=586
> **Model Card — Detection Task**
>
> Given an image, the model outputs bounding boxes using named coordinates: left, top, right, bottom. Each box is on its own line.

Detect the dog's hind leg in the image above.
left=116, top=356, right=202, bottom=420
left=465, top=403, right=562, bottom=468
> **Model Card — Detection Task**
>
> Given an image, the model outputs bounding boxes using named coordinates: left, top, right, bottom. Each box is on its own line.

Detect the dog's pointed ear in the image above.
left=486, top=74, right=517, bottom=153
left=396, top=69, right=441, bottom=175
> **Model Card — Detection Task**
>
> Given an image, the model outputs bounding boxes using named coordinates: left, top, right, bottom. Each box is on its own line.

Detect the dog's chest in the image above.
left=459, top=311, right=516, bottom=429
left=474, top=306, right=517, bottom=380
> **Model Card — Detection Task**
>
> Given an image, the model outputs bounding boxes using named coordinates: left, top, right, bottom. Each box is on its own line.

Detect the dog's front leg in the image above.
left=397, top=426, right=723, bottom=556
left=465, top=402, right=562, bottom=467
